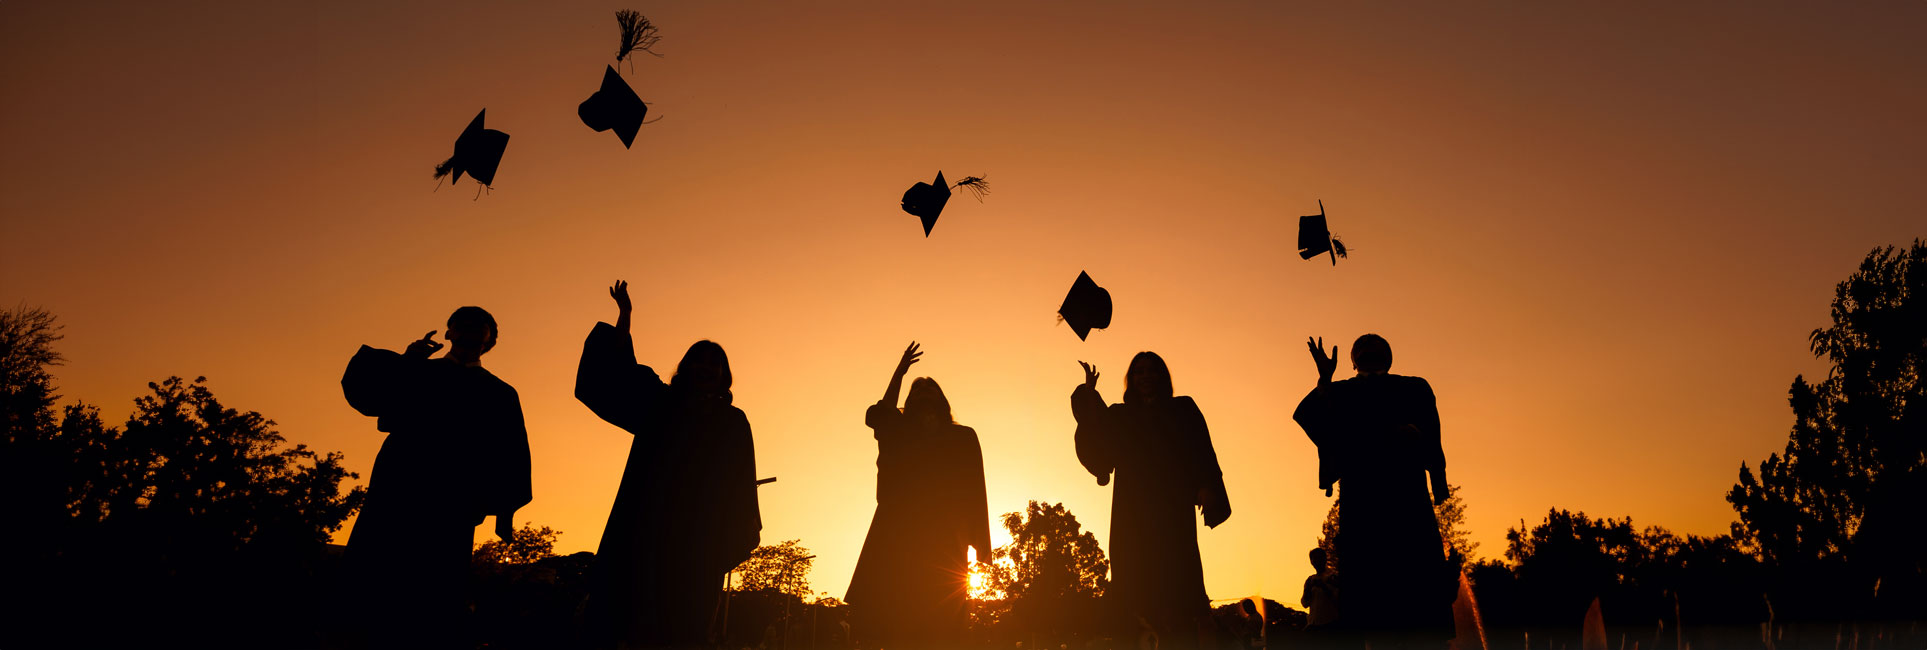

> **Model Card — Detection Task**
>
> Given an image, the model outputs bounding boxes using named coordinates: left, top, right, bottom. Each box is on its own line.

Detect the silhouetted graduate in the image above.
left=846, top=342, right=992, bottom=649
left=1058, top=271, right=1112, bottom=340
left=340, top=307, right=532, bottom=649
left=433, top=109, right=509, bottom=193
left=1070, top=352, right=1230, bottom=649
left=579, top=65, right=647, bottom=148
left=575, top=280, right=760, bottom=649
left=1292, top=334, right=1455, bottom=648
left=900, top=171, right=989, bottom=236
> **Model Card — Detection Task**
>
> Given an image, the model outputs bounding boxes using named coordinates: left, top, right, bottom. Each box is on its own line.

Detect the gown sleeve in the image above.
left=1071, top=384, right=1116, bottom=486
left=716, top=410, right=762, bottom=574
left=1180, top=397, right=1232, bottom=528
left=477, top=384, right=535, bottom=520
left=958, top=427, right=994, bottom=559
left=342, top=345, right=414, bottom=420
left=574, top=322, right=665, bottom=432
left=1293, top=384, right=1341, bottom=493
left=865, top=400, right=900, bottom=438
left=1411, top=378, right=1444, bottom=478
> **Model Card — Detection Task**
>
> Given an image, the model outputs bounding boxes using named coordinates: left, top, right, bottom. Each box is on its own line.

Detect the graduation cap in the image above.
left=433, top=109, right=509, bottom=191
left=1297, top=199, right=1341, bottom=265
left=900, top=171, right=990, bottom=237
left=579, top=65, right=647, bottom=148
left=1057, top=271, right=1112, bottom=341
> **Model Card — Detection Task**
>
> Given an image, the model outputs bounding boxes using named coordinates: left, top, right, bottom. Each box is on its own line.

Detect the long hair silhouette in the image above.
left=1123, top=351, right=1174, bottom=404
left=904, top=377, right=954, bottom=424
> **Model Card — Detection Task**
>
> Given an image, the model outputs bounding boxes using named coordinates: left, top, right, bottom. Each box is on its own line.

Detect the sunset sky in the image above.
left=3, top=1, right=1923, bottom=608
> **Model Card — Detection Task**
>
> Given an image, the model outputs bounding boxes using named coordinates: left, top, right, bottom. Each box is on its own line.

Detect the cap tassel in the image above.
left=432, top=157, right=456, bottom=191
left=952, top=175, right=990, bottom=202
left=615, top=9, right=662, bottom=73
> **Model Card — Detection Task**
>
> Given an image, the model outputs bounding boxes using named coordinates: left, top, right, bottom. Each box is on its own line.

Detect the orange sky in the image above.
left=4, top=1, right=1923, bottom=608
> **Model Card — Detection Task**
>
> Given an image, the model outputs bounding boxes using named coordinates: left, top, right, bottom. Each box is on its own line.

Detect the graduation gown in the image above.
left=340, top=345, right=533, bottom=647
left=1071, top=385, right=1231, bottom=634
left=845, top=402, right=992, bottom=645
left=1293, top=374, right=1453, bottom=640
left=575, top=322, right=761, bottom=648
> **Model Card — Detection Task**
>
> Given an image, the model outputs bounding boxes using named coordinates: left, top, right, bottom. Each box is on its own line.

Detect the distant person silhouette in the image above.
left=1292, top=334, right=1454, bottom=649
left=340, top=306, right=533, bottom=649
left=846, top=342, right=992, bottom=650
left=1303, top=548, right=1340, bottom=631
left=575, top=280, right=761, bottom=649
left=1071, top=352, right=1232, bottom=650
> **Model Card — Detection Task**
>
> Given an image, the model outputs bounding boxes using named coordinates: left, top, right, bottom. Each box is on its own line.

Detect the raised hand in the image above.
left=405, top=330, right=443, bottom=359
left=609, top=280, right=632, bottom=313
left=1078, top=360, right=1100, bottom=389
left=1307, top=336, right=1338, bottom=383
left=895, top=341, right=923, bottom=376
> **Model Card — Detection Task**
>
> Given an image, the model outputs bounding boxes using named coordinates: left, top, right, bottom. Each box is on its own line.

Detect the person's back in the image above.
left=1294, top=334, right=1452, bottom=648
left=849, top=343, right=992, bottom=649
left=341, top=306, right=533, bottom=649
left=1071, top=352, right=1230, bottom=650
left=575, top=281, right=760, bottom=649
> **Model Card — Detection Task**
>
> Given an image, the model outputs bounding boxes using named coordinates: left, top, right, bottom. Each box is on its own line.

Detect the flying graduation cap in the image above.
left=579, top=65, right=647, bottom=148
left=434, top=109, right=510, bottom=193
left=1297, top=199, right=1350, bottom=265
left=900, top=171, right=990, bottom=237
left=1057, top=271, right=1113, bottom=341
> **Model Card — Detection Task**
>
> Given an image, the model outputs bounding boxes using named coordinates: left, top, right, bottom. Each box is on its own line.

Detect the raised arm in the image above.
left=867, top=342, right=921, bottom=429
left=610, top=280, right=632, bottom=334
left=575, top=282, right=665, bottom=431
left=341, top=330, right=440, bottom=418
left=1071, top=361, right=1115, bottom=485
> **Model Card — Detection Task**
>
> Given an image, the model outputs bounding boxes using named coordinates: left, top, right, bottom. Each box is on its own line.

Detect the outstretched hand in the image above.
left=895, top=341, right=922, bottom=376
left=495, top=514, right=515, bottom=542
left=1307, top=336, right=1338, bottom=383
left=609, top=280, right=632, bottom=313
left=405, top=330, right=443, bottom=359
left=1078, top=361, right=1100, bottom=389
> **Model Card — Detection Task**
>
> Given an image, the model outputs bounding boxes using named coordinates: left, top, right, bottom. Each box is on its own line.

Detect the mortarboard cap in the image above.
left=434, top=109, right=510, bottom=188
left=901, top=171, right=952, bottom=237
left=1058, top=271, right=1113, bottom=341
left=578, top=65, right=647, bottom=148
left=1297, top=199, right=1335, bottom=264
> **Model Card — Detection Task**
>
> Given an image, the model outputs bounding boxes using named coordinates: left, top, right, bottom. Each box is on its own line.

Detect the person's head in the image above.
left=672, top=340, right=732, bottom=396
left=1123, top=351, right=1173, bottom=405
left=1309, top=547, right=1329, bottom=572
left=445, top=306, right=498, bottom=356
left=903, top=377, right=954, bottom=424
left=1351, top=333, right=1392, bottom=375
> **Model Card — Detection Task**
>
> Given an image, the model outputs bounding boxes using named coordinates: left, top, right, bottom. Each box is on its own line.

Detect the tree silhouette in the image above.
left=1, top=305, right=62, bottom=440
left=1728, top=240, right=1925, bottom=620
left=978, top=501, right=1108, bottom=648
left=985, top=500, right=1109, bottom=601
left=474, top=523, right=561, bottom=565
left=734, top=539, right=816, bottom=598
left=2, top=306, right=367, bottom=647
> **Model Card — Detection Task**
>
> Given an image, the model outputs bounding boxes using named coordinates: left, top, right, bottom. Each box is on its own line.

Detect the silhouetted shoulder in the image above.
left=1173, top=395, right=1202, bottom=412
left=949, top=424, right=981, bottom=445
